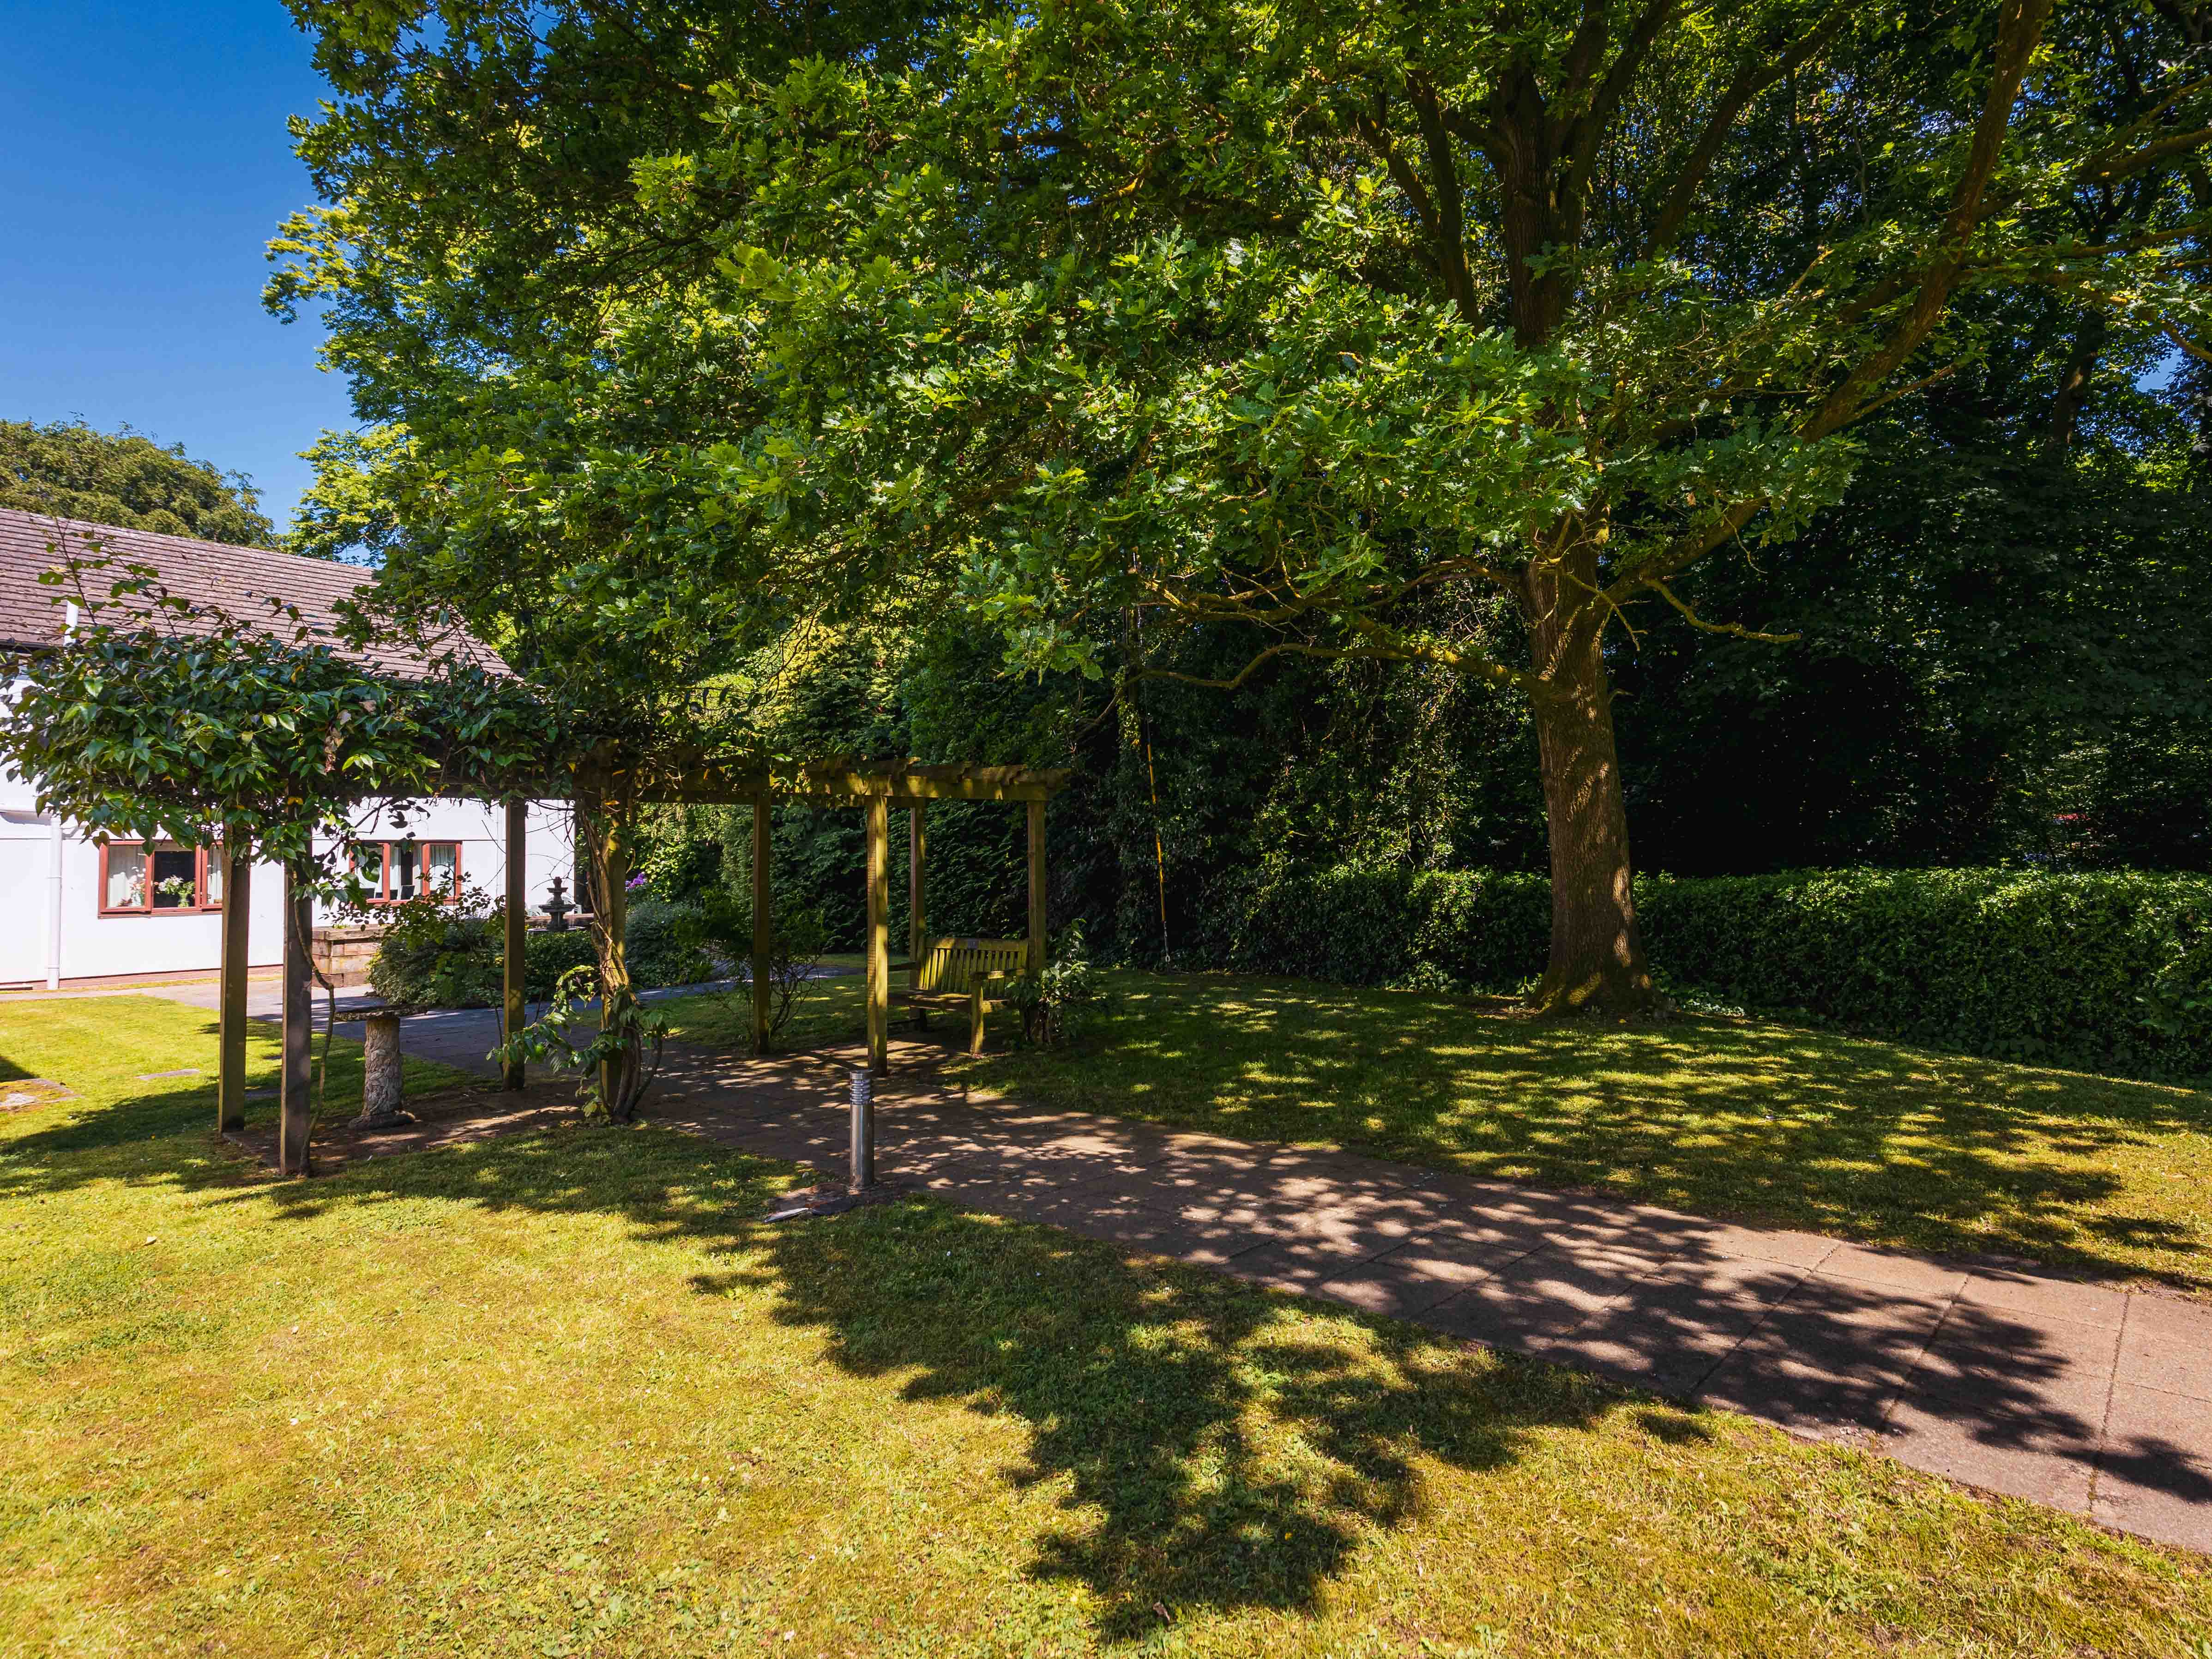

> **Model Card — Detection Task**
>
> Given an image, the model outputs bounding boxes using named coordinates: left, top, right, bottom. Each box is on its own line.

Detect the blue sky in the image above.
left=0, top=2, right=345, bottom=531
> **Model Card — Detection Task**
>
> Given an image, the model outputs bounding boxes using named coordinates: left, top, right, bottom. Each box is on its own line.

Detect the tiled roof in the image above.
left=0, top=508, right=502, bottom=677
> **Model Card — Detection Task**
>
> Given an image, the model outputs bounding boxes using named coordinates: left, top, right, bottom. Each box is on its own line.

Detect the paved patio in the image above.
left=639, top=1036, right=2212, bottom=1556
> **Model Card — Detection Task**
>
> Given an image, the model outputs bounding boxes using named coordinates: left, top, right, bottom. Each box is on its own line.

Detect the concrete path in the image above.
left=647, top=1036, right=2212, bottom=1555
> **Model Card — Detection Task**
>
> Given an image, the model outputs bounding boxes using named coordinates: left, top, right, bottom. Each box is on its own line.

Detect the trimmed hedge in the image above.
left=1200, top=866, right=2212, bottom=1082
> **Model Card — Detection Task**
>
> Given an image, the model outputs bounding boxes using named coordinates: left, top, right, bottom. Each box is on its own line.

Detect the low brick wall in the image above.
left=312, top=924, right=389, bottom=989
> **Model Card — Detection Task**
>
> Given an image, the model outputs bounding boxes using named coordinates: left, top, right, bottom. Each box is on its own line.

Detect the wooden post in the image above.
left=750, top=799, right=771, bottom=1054
left=865, top=793, right=889, bottom=1075
left=217, top=843, right=252, bottom=1133
left=908, top=803, right=927, bottom=970
left=503, top=799, right=527, bottom=1090
left=1026, top=797, right=1047, bottom=977
left=279, top=862, right=313, bottom=1174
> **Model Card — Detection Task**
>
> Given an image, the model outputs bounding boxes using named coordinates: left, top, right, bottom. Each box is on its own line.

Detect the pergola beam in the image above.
left=908, top=803, right=926, bottom=965
left=1026, top=799, right=1047, bottom=977
left=604, top=755, right=1073, bottom=807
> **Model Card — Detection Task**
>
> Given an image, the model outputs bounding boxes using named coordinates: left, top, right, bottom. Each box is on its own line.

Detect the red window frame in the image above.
left=97, top=841, right=225, bottom=916
left=351, top=840, right=464, bottom=905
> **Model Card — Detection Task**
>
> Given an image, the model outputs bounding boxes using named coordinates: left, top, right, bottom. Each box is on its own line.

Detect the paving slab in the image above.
left=2117, top=1299, right=2212, bottom=1402
left=1814, top=1243, right=1974, bottom=1301
left=1956, top=1268, right=2131, bottom=1332
left=1551, top=1258, right=1812, bottom=1395
left=2094, top=1383, right=2212, bottom=1552
left=1425, top=1244, right=1644, bottom=1352
left=1909, top=1304, right=2122, bottom=1420
left=1881, top=1389, right=2100, bottom=1513
left=630, top=1033, right=2212, bottom=1554
left=1313, top=1253, right=1478, bottom=1322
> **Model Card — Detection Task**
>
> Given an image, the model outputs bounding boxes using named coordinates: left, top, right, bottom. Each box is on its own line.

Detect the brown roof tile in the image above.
left=0, top=508, right=503, bottom=677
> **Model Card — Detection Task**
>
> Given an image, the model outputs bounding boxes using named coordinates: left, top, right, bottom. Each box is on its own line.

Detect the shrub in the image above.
left=690, top=891, right=828, bottom=1053
left=1008, top=919, right=1112, bottom=1045
left=1202, top=865, right=2212, bottom=1081
left=373, top=906, right=714, bottom=1009
left=524, top=928, right=598, bottom=1000
left=365, top=892, right=505, bottom=1009
left=622, top=898, right=716, bottom=990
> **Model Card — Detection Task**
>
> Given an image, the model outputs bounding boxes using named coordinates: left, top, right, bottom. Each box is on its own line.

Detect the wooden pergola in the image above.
left=221, top=756, right=1071, bottom=1173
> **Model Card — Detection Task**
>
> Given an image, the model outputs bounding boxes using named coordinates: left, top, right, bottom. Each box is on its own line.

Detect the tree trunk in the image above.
left=577, top=781, right=653, bottom=1121
left=352, top=1013, right=407, bottom=1128
left=1524, top=569, right=1657, bottom=1019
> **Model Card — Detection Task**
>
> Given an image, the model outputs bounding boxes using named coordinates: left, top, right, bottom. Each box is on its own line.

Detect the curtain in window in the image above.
left=424, top=842, right=458, bottom=897
left=106, top=845, right=147, bottom=909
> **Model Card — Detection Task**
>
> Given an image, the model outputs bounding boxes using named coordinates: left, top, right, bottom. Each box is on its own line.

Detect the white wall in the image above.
left=0, top=809, right=59, bottom=984
left=0, top=761, right=573, bottom=985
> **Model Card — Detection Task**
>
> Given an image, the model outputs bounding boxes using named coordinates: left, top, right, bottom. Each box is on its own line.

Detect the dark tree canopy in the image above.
left=0, top=419, right=277, bottom=547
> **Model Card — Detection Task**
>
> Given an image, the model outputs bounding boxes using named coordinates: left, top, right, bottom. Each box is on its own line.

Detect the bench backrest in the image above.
left=913, top=936, right=1027, bottom=994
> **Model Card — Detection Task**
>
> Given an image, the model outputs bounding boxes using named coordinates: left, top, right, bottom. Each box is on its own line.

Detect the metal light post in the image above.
left=849, top=1066, right=875, bottom=1191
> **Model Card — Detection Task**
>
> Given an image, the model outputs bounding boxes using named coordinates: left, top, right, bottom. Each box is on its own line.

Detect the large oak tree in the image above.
left=277, top=0, right=2212, bottom=1015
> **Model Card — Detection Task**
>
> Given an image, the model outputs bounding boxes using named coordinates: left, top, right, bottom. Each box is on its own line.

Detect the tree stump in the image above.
left=351, top=1012, right=407, bottom=1129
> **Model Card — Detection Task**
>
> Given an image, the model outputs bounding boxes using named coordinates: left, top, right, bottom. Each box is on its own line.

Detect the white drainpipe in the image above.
left=45, top=810, right=62, bottom=991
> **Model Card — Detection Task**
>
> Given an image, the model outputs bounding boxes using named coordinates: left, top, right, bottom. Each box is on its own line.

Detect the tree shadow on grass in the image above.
left=715, top=1194, right=1621, bottom=1637
left=0, top=1014, right=461, bottom=1190
left=963, top=975, right=2212, bottom=1290
left=170, top=1120, right=1608, bottom=1637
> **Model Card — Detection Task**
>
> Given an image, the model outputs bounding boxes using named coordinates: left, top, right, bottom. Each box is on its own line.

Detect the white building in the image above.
left=0, top=509, right=573, bottom=991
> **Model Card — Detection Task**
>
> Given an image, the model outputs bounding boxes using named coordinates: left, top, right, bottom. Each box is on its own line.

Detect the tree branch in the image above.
left=1649, top=578, right=1801, bottom=643
left=1564, top=0, right=1683, bottom=203
left=1404, top=74, right=1479, bottom=319
left=1801, top=0, right=2057, bottom=441
left=1645, top=3, right=1852, bottom=258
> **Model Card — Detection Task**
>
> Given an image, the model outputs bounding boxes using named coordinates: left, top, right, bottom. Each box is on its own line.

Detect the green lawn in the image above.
left=2, top=996, right=2209, bottom=1656
left=663, top=963, right=874, bottom=1052
left=0, top=995, right=479, bottom=1151
left=663, top=970, right=2212, bottom=1295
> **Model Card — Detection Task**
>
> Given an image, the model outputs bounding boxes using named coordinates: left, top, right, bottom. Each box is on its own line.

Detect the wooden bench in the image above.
left=892, top=936, right=1029, bottom=1054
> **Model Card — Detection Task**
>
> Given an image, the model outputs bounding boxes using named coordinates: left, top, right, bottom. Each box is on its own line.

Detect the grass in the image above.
left=3, top=997, right=2211, bottom=1656
left=0, top=995, right=480, bottom=1149
left=661, top=970, right=2212, bottom=1295
left=663, top=967, right=874, bottom=1052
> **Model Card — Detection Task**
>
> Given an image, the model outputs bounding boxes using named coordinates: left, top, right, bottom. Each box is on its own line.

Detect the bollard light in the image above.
left=849, top=1066, right=876, bottom=1192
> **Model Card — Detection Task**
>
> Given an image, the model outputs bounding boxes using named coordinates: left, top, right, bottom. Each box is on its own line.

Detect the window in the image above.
left=353, top=840, right=462, bottom=904
left=99, top=842, right=224, bottom=915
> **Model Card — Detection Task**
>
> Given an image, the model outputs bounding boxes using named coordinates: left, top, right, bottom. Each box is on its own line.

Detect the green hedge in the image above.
left=371, top=899, right=719, bottom=1008
left=523, top=929, right=598, bottom=1001
left=1201, top=866, right=2212, bottom=1081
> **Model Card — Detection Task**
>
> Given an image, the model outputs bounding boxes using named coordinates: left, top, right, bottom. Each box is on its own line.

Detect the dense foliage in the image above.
left=0, top=542, right=554, bottom=876
left=1205, top=864, right=2212, bottom=1081
left=0, top=419, right=275, bottom=545
left=367, top=900, right=714, bottom=1009
left=273, top=0, right=2212, bottom=1020
left=365, top=892, right=507, bottom=1009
